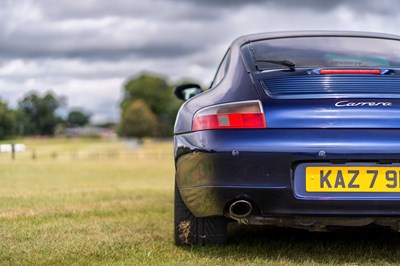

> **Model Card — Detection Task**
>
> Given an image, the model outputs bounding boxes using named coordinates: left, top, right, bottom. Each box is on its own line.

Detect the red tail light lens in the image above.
left=320, top=69, right=381, bottom=75
left=192, top=100, right=266, bottom=131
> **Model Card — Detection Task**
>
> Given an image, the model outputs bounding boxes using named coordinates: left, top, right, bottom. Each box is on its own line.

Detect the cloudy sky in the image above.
left=1, top=0, right=399, bottom=123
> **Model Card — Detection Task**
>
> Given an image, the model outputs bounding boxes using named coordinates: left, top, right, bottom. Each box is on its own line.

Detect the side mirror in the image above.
left=173, top=84, right=202, bottom=101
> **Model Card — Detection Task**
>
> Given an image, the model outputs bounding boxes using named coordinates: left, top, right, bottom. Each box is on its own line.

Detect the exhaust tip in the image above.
left=229, top=200, right=253, bottom=218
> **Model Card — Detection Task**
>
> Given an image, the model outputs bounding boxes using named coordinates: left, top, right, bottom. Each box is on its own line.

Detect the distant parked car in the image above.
left=173, top=31, right=400, bottom=246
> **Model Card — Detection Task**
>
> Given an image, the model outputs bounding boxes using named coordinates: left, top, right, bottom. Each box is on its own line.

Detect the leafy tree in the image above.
left=120, top=73, right=195, bottom=137
left=121, top=73, right=170, bottom=117
left=18, top=91, right=66, bottom=136
left=67, top=109, right=91, bottom=126
left=119, top=99, right=157, bottom=139
left=0, top=101, right=17, bottom=139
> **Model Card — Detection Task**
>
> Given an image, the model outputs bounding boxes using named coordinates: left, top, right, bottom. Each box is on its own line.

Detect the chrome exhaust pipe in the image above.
left=229, top=200, right=253, bottom=218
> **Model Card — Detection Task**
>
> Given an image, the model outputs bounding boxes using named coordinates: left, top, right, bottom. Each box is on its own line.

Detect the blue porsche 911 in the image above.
left=173, top=31, right=400, bottom=246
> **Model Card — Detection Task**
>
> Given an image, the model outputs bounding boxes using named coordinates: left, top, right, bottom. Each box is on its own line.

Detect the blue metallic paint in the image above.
left=174, top=31, right=400, bottom=223
left=261, top=98, right=400, bottom=128
left=174, top=41, right=260, bottom=134
left=176, top=129, right=400, bottom=217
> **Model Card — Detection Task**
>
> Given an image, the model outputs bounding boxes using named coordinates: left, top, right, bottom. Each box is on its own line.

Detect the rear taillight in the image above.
left=192, top=100, right=266, bottom=131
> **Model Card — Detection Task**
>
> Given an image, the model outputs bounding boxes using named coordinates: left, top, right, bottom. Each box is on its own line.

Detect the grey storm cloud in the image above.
left=0, top=37, right=202, bottom=61
left=0, top=0, right=225, bottom=61
left=1, top=0, right=400, bottom=123
left=37, top=0, right=222, bottom=21
left=180, top=0, right=398, bottom=15
left=1, top=0, right=396, bottom=62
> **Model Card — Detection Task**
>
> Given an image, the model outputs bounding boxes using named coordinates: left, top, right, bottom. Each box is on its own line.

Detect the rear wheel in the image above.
left=174, top=182, right=228, bottom=246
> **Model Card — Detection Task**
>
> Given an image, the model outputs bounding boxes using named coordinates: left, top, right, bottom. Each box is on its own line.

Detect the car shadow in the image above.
left=189, top=223, right=400, bottom=264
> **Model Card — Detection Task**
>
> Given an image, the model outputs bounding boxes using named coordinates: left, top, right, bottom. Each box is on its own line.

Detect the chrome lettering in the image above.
left=335, top=100, right=392, bottom=107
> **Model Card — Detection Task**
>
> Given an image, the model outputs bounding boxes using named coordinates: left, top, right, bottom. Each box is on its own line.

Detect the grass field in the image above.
left=2, top=138, right=400, bottom=265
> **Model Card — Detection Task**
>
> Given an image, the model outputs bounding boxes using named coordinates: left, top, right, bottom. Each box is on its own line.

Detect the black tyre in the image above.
left=174, top=182, right=228, bottom=246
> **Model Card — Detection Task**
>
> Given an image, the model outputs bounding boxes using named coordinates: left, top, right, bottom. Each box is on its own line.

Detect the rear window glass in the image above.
left=250, top=37, right=400, bottom=70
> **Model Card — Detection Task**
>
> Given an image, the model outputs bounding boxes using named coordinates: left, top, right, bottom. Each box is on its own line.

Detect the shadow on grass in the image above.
left=189, top=224, right=400, bottom=264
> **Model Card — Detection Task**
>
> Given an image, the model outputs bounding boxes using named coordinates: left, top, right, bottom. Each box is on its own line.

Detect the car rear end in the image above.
left=174, top=32, right=400, bottom=245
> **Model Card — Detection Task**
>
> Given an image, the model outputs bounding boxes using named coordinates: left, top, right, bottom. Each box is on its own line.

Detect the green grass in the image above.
left=2, top=138, right=400, bottom=265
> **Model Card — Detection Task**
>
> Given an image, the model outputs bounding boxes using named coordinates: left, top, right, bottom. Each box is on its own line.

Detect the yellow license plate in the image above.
left=306, top=166, right=400, bottom=192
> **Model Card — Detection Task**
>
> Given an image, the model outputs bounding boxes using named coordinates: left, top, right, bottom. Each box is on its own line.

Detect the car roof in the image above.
left=232, top=31, right=400, bottom=48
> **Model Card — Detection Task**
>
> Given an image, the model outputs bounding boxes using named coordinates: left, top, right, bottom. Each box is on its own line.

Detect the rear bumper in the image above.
left=175, top=129, right=400, bottom=217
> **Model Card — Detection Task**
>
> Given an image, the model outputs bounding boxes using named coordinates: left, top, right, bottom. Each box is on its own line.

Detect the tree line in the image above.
left=0, top=72, right=191, bottom=139
left=0, top=91, right=91, bottom=139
